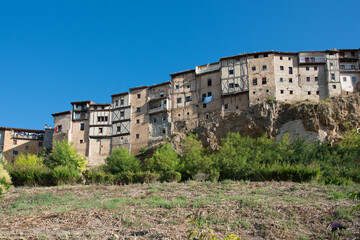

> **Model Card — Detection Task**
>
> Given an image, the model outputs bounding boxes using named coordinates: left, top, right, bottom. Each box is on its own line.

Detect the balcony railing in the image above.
left=12, top=132, right=44, bottom=140
left=340, top=65, right=359, bottom=71
left=74, top=106, right=88, bottom=111
left=149, top=100, right=168, bottom=114
left=74, top=113, right=88, bottom=120
left=299, top=57, right=326, bottom=64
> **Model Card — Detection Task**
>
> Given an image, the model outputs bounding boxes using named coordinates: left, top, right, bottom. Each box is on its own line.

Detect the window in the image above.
left=289, top=78, right=293, bottom=83
left=316, top=91, right=319, bottom=95
left=266, top=89, right=269, bottom=92
left=105, top=116, right=108, bottom=121
left=136, top=134, right=139, bottom=139
left=202, top=94, right=206, bottom=101
left=137, top=94, right=141, bottom=99
left=162, top=116, right=166, bottom=121
left=264, top=54, right=268, bottom=57
left=280, top=66, right=284, bottom=70
left=120, top=111, right=125, bottom=117
left=177, top=97, right=182, bottom=103
left=288, top=57, right=291, bottom=60
left=13, top=140, right=17, bottom=145
left=185, top=96, right=192, bottom=102
left=115, top=100, right=118, bottom=106
left=330, top=63, right=334, bottom=67
left=160, top=91, right=164, bottom=97
left=332, top=85, right=336, bottom=89
left=99, top=128, right=103, bottom=133
left=175, top=85, right=179, bottom=90
left=25, top=146, right=29, bottom=150
left=252, top=66, right=256, bottom=71
left=253, top=78, right=257, bottom=86
left=315, top=77, right=319, bottom=81
left=351, top=51, right=355, bottom=57
left=136, top=107, right=141, bottom=113
left=162, top=129, right=166, bottom=134
left=207, top=92, right=212, bottom=97
left=57, top=125, right=62, bottom=132
left=186, top=85, right=190, bottom=89
left=306, top=67, right=309, bottom=71
left=80, top=140, right=84, bottom=144
left=280, top=56, right=283, bottom=60
left=153, top=118, right=157, bottom=123
left=38, top=142, right=43, bottom=147
left=290, top=90, right=293, bottom=95
left=308, top=91, right=311, bottom=95
left=12, top=150, right=18, bottom=156
left=254, top=54, right=258, bottom=58
left=80, top=123, right=85, bottom=130
left=352, top=77, right=357, bottom=82
left=262, top=77, right=267, bottom=85
left=289, top=67, right=293, bottom=74
left=262, top=65, right=267, bottom=70
left=117, top=126, right=121, bottom=132
left=203, top=103, right=207, bottom=108
left=229, top=83, right=235, bottom=88
left=136, top=119, right=140, bottom=124
left=314, top=66, right=318, bottom=70
left=120, top=99, right=124, bottom=105
left=235, top=83, right=239, bottom=88
left=280, top=90, right=284, bottom=94
left=187, top=112, right=189, bottom=115
left=229, top=69, right=234, bottom=75
left=343, top=77, right=347, bottom=82
left=331, top=74, right=335, bottom=80
left=207, top=79, right=212, bottom=86
left=225, top=104, right=228, bottom=109
left=280, top=78, right=283, bottom=82
left=307, top=77, right=310, bottom=82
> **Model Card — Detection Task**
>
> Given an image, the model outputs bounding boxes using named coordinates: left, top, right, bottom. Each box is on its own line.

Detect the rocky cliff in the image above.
left=194, top=92, right=360, bottom=150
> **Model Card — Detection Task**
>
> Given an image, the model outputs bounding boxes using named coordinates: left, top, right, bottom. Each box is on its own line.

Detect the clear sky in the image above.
left=1, top=0, right=359, bottom=130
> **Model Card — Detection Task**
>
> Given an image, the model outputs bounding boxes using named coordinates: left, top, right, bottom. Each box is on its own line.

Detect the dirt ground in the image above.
left=0, top=181, right=359, bottom=239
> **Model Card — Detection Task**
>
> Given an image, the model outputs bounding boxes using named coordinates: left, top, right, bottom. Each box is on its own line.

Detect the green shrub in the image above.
left=117, top=171, right=134, bottom=184
left=322, top=176, right=354, bottom=186
left=133, top=171, right=159, bottom=183
left=144, top=144, right=179, bottom=173
left=260, top=165, right=320, bottom=182
left=0, top=163, right=12, bottom=196
left=48, top=139, right=87, bottom=172
left=14, top=153, right=44, bottom=167
left=160, top=171, right=181, bottom=182
left=6, top=165, right=53, bottom=186
left=105, top=148, right=140, bottom=174
left=51, top=165, right=82, bottom=185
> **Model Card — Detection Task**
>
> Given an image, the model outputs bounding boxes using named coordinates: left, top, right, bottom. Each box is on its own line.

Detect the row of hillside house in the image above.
left=0, top=126, right=54, bottom=162
left=52, top=48, right=360, bottom=166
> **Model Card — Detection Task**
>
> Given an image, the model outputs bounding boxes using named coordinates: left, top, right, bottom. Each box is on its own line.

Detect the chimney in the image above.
left=45, top=124, right=48, bottom=129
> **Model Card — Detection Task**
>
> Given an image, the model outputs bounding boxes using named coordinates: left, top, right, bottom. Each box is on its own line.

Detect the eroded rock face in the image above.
left=195, top=93, right=360, bottom=149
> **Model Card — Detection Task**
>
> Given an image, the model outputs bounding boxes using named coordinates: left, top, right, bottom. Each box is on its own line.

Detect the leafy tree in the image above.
left=144, top=144, right=179, bottom=173
left=105, top=148, right=140, bottom=174
left=0, top=163, right=12, bottom=196
left=14, top=153, right=44, bottom=167
left=48, top=139, right=87, bottom=172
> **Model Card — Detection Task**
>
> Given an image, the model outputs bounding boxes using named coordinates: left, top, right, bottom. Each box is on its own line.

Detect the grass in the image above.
left=0, top=181, right=359, bottom=239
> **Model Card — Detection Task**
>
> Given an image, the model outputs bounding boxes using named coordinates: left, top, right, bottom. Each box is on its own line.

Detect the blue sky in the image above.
left=1, top=0, right=359, bottom=130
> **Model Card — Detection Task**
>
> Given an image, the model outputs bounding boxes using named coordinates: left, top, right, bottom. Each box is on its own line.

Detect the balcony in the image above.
left=74, top=113, right=88, bottom=120
left=74, top=106, right=88, bottom=111
left=12, top=131, right=44, bottom=140
left=196, top=63, right=221, bottom=74
left=340, top=65, right=360, bottom=71
left=149, top=99, right=168, bottom=114
left=299, top=57, right=326, bottom=64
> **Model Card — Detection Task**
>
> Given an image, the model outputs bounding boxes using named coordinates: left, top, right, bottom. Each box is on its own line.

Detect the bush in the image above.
left=144, top=144, right=179, bottom=173
left=6, top=165, right=53, bottom=186
left=133, top=171, right=159, bottom=183
left=51, top=165, right=82, bottom=185
left=48, top=139, right=87, bottom=172
left=84, top=171, right=117, bottom=185
left=14, top=153, right=44, bottom=167
left=160, top=171, right=181, bottom=182
left=0, top=163, right=12, bottom=196
left=117, top=171, right=134, bottom=184
left=105, top=148, right=140, bottom=174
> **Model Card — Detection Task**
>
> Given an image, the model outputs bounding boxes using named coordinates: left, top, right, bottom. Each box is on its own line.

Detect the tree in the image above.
left=14, top=153, right=44, bottom=167
left=144, top=144, right=179, bottom=173
left=0, top=163, right=12, bottom=196
left=48, top=139, right=87, bottom=172
left=105, top=148, right=140, bottom=174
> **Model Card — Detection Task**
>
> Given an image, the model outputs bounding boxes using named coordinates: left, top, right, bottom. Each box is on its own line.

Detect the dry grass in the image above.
left=0, top=181, right=359, bottom=239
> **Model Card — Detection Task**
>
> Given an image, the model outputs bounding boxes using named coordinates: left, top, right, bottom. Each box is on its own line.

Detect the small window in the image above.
left=12, top=150, right=18, bottom=156
left=306, top=67, right=309, bottom=71
left=136, top=107, right=141, bottom=113
left=290, top=90, right=293, bottom=95
left=160, top=91, right=164, bottom=97
left=225, top=104, right=228, bottom=109
left=343, top=77, right=347, bottom=82
left=289, top=78, right=293, bottom=83
left=229, top=83, right=235, bottom=88
left=331, top=74, right=335, bottom=80
left=229, top=69, right=234, bottom=75
left=80, top=123, right=85, bottom=130
left=177, top=98, right=182, bottom=103
left=316, top=91, right=319, bottom=95
left=186, top=85, right=190, bottom=89
left=315, top=77, right=319, bottom=81
left=207, top=92, right=212, bottom=97
left=263, top=54, right=268, bottom=57
left=162, top=116, right=166, bottom=121
left=117, top=126, right=121, bottom=132
left=289, top=67, right=293, bottom=74
left=13, top=140, right=17, bottom=145
left=57, top=125, right=62, bottom=132
left=253, top=78, right=257, bottom=86
left=115, top=100, right=119, bottom=106
left=280, top=56, right=283, bottom=60
left=203, top=103, right=207, bottom=108
left=254, top=54, right=259, bottom=58
left=202, top=94, right=206, bottom=101
left=330, top=63, right=334, bottom=67
left=175, top=85, right=180, bottom=90
left=280, top=66, right=284, bottom=70
left=352, top=77, right=357, bottom=82
left=308, top=91, right=311, bottom=95
left=187, top=112, right=189, bottom=115
left=136, top=134, right=139, bottom=139
left=314, top=66, right=318, bottom=71
left=99, top=128, right=103, bottom=133
left=38, top=142, right=43, bottom=147
left=153, top=118, right=157, bottom=123
left=120, top=111, right=125, bottom=117
left=235, top=83, right=239, bottom=88
left=288, top=57, right=291, bottom=60
left=332, top=85, right=336, bottom=89
left=137, top=94, right=141, bottom=99
left=253, top=91, right=256, bottom=94
left=262, top=77, right=267, bottom=85
left=185, top=96, right=192, bottom=102
left=120, top=99, right=124, bottom=105
left=105, top=116, right=108, bottom=121
left=178, top=114, right=180, bottom=117
left=280, top=78, right=283, bottom=82
left=262, top=65, right=267, bottom=70
left=207, top=79, right=212, bottom=86
left=25, top=146, right=29, bottom=150
left=280, top=90, right=284, bottom=94
left=162, top=129, right=166, bottom=134
left=306, top=77, right=310, bottom=82
left=252, top=66, right=256, bottom=71
left=136, top=119, right=140, bottom=124
left=266, top=89, right=269, bottom=92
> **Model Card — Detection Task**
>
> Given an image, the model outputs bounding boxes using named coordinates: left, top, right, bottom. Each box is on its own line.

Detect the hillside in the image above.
left=1, top=182, right=359, bottom=239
